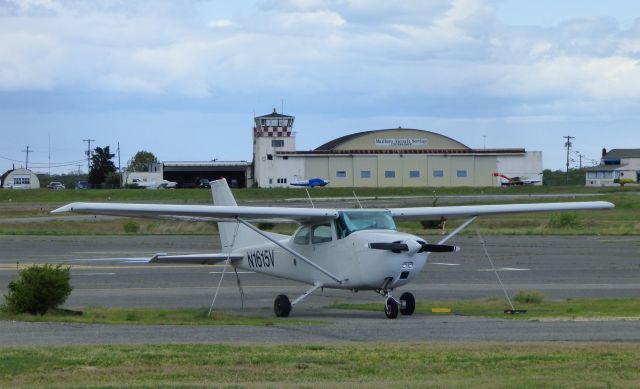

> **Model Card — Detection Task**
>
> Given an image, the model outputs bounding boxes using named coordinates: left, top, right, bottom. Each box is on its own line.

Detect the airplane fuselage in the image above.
left=232, top=228, right=428, bottom=291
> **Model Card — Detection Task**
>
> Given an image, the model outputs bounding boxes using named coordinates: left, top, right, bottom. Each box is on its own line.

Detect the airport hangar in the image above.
left=251, top=110, right=542, bottom=188
left=137, top=109, right=542, bottom=188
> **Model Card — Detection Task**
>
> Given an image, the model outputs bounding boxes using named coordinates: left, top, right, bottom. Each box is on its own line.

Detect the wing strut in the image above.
left=437, top=216, right=478, bottom=245
left=208, top=221, right=241, bottom=316
left=236, top=218, right=345, bottom=284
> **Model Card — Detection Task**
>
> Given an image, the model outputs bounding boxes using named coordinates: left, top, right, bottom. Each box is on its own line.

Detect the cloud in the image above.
left=0, top=0, right=639, bottom=119
left=207, top=19, right=235, bottom=29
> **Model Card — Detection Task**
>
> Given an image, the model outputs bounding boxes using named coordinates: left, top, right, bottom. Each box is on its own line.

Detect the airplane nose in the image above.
left=404, top=239, right=422, bottom=255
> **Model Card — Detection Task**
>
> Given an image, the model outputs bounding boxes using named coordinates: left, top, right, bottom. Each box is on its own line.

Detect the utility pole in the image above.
left=21, top=145, right=33, bottom=169
left=48, top=133, right=51, bottom=176
left=117, top=142, right=122, bottom=188
left=574, top=151, right=585, bottom=169
left=563, top=135, right=575, bottom=184
left=83, top=139, right=96, bottom=178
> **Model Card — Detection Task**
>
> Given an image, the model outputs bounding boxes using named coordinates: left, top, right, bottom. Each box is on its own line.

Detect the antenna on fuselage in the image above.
left=353, top=191, right=363, bottom=208
left=304, top=187, right=315, bottom=208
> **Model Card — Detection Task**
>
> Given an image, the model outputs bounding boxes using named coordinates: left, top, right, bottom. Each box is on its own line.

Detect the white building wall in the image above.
left=254, top=135, right=299, bottom=187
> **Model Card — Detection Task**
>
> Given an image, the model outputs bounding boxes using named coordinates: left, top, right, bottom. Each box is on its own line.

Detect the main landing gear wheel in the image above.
left=274, top=294, right=292, bottom=317
left=400, top=292, right=415, bottom=316
left=384, top=297, right=399, bottom=319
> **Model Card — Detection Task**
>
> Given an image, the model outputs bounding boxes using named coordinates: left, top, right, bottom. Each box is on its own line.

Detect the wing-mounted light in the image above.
left=368, top=239, right=459, bottom=254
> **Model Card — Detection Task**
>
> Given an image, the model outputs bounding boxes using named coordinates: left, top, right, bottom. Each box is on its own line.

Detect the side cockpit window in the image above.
left=293, top=226, right=310, bottom=245
left=312, top=223, right=332, bottom=244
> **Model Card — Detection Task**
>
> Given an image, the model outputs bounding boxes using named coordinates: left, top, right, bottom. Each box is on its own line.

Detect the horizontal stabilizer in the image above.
left=150, top=253, right=243, bottom=265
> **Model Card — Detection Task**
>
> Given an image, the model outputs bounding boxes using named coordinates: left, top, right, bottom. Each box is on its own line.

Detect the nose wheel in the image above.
left=384, top=297, right=399, bottom=319
left=381, top=292, right=415, bottom=319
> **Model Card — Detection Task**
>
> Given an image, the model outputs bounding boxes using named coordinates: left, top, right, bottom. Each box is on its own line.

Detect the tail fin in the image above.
left=211, top=178, right=285, bottom=252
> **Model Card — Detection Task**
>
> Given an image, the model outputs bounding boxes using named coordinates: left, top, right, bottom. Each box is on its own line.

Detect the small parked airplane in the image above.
left=493, top=172, right=542, bottom=186
left=52, top=179, right=613, bottom=319
left=289, top=178, right=329, bottom=188
left=131, top=178, right=178, bottom=189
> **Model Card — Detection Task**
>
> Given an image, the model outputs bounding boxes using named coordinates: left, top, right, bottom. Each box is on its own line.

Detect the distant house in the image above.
left=0, top=168, right=41, bottom=189
left=586, top=149, right=640, bottom=187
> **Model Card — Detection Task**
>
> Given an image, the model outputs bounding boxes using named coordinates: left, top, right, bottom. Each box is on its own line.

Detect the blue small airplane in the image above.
left=290, top=178, right=329, bottom=188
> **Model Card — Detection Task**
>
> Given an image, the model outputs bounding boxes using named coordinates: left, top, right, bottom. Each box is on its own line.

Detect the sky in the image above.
left=2, top=0, right=640, bottom=174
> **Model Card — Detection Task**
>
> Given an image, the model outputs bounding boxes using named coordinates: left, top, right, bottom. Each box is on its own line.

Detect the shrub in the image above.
left=613, top=178, right=634, bottom=187
left=257, top=222, right=275, bottom=231
left=514, top=290, right=544, bottom=304
left=123, top=220, right=140, bottom=233
left=548, top=212, right=583, bottom=229
left=420, top=220, right=442, bottom=229
left=3, top=264, right=73, bottom=315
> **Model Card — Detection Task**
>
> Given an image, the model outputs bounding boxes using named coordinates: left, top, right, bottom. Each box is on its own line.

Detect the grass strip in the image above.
left=1, top=343, right=639, bottom=388
left=330, top=297, right=640, bottom=320
left=0, top=307, right=320, bottom=326
left=1, top=185, right=637, bottom=204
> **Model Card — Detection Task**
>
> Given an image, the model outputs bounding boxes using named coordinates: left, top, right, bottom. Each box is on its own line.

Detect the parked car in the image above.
left=75, top=181, right=89, bottom=190
left=46, top=181, right=65, bottom=190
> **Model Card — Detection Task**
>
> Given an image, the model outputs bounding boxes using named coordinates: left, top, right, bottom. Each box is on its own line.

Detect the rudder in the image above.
left=211, top=178, right=260, bottom=252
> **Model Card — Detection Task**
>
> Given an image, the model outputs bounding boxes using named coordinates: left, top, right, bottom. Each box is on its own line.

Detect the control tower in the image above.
left=252, top=109, right=300, bottom=187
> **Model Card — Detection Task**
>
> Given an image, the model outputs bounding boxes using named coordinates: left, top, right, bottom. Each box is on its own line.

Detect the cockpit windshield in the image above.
left=337, top=210, right=396, bottom=237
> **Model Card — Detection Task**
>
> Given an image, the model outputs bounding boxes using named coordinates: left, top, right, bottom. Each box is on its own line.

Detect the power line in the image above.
left=0, top=155, right=86, bottom=166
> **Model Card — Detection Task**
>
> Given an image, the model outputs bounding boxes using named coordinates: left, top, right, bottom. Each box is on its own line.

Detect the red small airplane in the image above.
left=493, top=172, right=542, bottom=186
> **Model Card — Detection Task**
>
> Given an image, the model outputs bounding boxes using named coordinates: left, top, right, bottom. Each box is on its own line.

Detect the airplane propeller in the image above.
left=368, top=240, right=459, bottom=254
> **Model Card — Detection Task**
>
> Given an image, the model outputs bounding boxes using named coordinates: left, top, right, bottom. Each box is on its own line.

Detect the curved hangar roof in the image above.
left=315, top=128, right=470, bottom=151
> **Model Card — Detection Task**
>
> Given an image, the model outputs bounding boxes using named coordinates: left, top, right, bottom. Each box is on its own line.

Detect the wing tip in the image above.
left=51, top=202, right=80, bottom=214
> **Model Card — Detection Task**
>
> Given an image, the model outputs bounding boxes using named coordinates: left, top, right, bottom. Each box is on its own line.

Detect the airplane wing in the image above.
left=51, top=202, right=338, bottom=223
left=389, top=201, right=614, bottom=220
left=52, top=200, right=613, bottom=223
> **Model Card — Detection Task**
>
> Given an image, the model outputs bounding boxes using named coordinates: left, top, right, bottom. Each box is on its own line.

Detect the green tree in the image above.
left=127, top=150, right=159, bottom=172
left=89, top=146, right=116, bottom=187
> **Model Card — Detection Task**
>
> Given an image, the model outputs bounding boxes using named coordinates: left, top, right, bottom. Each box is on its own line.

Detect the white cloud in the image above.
left=207, top=19, right=235, bottom=29
left=0, top=31, right=63, bottom=90
left=0, top=0, right=639, bottom=113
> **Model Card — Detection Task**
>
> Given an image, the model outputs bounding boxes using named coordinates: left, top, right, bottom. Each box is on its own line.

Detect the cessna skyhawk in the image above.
left=52, top=179, right=614, bottom=319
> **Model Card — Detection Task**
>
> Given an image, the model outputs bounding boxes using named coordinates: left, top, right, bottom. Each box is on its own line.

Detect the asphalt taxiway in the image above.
left=1, top=234, right=639, bottom=345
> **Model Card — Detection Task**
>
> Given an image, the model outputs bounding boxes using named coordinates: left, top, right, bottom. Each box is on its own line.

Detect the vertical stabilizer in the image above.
left=211, top=178, right=282, bottom=252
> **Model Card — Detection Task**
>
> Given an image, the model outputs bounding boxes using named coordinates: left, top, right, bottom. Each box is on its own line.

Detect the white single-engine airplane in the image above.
left=52, top=179, right=614, bottom=319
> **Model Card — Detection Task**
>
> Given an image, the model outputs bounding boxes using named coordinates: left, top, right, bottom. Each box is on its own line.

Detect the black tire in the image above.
left=384, top=297, right=399, bottom=319
left=400, top=292, right=416, bottom=316
left=274, top=294, right=291, bottom=317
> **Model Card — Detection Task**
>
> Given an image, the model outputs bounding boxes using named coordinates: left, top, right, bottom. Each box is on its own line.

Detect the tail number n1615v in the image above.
left=247, top=250, right=275, bottom=268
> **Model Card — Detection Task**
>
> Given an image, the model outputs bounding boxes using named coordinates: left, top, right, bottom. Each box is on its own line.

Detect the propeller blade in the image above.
left=418, top=243, right=460, bottom=253
left=368, top=242, right=409, bottom=253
